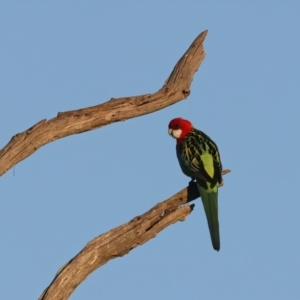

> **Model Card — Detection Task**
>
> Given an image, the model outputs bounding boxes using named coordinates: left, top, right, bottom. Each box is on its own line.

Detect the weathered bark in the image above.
left=39, top=170, right=230, bottom=300
left=0, top=30, right=207, bottom=177
left=0, top=29, right=226, bottom=300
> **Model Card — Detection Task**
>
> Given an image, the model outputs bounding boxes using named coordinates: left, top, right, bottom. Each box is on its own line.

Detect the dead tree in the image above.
left=0, top=30, right=230, bottom=300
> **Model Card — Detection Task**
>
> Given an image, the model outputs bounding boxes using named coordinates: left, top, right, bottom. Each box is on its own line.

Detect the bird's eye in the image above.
left=174, top=124, right=179, bottom=129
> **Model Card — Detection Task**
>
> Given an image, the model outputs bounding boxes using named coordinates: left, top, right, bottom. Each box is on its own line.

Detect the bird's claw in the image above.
left=189, top=177, right=196, bottom=184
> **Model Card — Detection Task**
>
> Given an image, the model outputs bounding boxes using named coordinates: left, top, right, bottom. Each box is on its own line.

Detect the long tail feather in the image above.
left=198, top=184, right=220, bottom=251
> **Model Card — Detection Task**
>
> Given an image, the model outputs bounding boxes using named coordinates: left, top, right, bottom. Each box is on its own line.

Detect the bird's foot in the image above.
left=189, top=177, right=196, bottom=184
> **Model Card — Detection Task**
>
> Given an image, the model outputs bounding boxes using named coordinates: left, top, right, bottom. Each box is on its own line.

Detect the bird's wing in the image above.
left=179, top=129, right=222, bottom=187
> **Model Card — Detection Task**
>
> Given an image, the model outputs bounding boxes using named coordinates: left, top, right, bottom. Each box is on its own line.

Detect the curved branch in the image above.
left=0, top=30, right=207, bottom=176
left=39, top=195, right=194, bottom=300
left=39, top=169, right=230, bottom=300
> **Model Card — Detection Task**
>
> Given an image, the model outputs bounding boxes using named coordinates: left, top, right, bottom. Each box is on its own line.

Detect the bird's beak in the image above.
left=168, top=128, right=182, bottom=139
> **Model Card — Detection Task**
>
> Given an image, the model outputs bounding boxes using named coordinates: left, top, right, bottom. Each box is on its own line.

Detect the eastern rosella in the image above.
left=168, top=118, right=223, bottom=251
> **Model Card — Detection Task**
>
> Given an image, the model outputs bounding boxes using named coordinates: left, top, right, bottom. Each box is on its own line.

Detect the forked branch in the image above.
left=39, top=169, right=230, bottom=300
left=0, top=29, right=221, bottom=300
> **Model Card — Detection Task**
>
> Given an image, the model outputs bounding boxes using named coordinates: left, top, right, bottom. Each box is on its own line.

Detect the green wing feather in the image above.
left=177, top=128, right=222, bottom=251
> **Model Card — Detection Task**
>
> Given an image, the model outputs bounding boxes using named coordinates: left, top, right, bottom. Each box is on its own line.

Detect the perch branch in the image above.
left=39, top=169, right=230, bottom=300
left=0, top=30, right=208, bottom=176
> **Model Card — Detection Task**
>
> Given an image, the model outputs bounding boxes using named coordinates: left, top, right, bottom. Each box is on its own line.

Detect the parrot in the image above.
left=168, top=117, right=223, bottom=251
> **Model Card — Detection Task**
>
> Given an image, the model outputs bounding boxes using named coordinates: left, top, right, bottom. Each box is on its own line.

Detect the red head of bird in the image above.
left=168, top=118, right=193, bottom=144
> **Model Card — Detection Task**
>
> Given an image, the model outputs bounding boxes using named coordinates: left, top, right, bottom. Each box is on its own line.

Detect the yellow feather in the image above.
left=200, top=153, right=214, bottom=178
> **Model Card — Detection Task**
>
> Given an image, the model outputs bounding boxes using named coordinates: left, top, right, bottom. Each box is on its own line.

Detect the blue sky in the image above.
left=1, top=1, right=300, bottom=299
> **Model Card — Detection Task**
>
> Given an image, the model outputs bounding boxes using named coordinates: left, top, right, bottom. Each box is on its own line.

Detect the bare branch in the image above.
left=38, top=169, right=230, bottom=300
left=39, top=194, right=193, bottom=300
left=0, top=30, right=208, bottom=176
